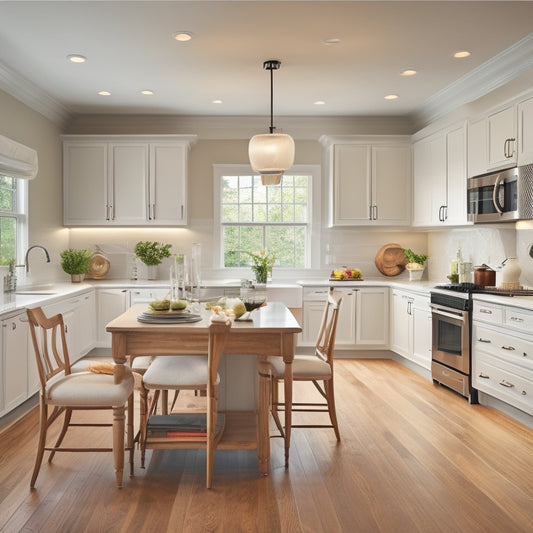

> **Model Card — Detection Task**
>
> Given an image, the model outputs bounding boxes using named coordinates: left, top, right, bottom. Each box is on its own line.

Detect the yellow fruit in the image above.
left=233, top=301, right=246, bottom=318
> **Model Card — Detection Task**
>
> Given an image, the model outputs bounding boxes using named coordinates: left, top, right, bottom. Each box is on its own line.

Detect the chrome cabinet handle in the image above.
left=501, top=345, right=516, bottom=351
left=479, top=308, right=493, bottom=314
left=478, top=372, right=490, bottom=379
left=373, top=205, right=378, bottom=220
left=509, top=316, right=524, bottom=322
left=478, top=338, right=491, bottom=343
left=499, top=380, right=514, bottom=388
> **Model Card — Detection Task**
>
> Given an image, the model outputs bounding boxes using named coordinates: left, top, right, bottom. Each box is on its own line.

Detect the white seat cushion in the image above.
left=142, top=355, right=218, bottom=390
left=46, top=372, right=134, bottom=407
left=268, top=355, right=332, bottom=380
left=131, top=356, right=153, bottom=373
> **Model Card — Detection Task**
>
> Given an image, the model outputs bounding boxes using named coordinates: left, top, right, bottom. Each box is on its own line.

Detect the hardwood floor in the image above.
left=1, top=359, right=532, bottom=533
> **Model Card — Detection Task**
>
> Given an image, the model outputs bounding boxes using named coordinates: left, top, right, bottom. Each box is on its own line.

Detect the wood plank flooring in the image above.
left=1, top=359, right=533, bottom=533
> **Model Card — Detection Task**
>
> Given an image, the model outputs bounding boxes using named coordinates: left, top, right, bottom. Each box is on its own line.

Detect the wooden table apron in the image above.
left=107, top=302, right=301, bottom=486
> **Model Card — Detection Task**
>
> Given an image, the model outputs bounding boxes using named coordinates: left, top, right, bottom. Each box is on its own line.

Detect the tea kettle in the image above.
left=501, top=257, right=521, bottom=286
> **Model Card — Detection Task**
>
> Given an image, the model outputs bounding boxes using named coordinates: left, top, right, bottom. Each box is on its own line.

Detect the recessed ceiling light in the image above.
left=323, top=38, right=340, bottom=45
left=141, top=90, right=154, bottom=95
left=384, top=94, right=399, bottom=100
left=173, top=31, right=193, bottom=42
left=212, top=99, right=222, bottom=104
left=454, top=50, right=471, bottom=58
left=314, top=100, right=326, bottom=105
left=67, top=54, right=86, bottom=63
left=400, top=69, right=417, bottom=76
left=98, top=91, right=111, bottom=96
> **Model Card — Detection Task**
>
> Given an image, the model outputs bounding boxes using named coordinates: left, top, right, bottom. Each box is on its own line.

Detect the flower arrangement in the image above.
left=246, top=249, right=276, bottom=284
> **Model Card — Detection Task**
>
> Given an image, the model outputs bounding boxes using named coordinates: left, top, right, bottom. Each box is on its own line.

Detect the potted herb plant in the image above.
left=60, top=248, right=92, bottom=283
left=134, top=241, right=172, bottom=280
left=403, top=248, right=428, bottom=281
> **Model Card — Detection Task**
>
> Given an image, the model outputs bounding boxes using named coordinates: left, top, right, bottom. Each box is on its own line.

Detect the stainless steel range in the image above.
left=430, top=283, right=533, bottom=403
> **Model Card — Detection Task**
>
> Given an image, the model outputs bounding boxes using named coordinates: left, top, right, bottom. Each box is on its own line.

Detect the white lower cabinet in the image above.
left=96, top=289, right=128, bottom=348
left=301, top=286, right=388, bottom=350
left=472, top=299, right=533, bottom=415
left=1, top=311, right=30, bottom=415
left=390, top=289, right=431, bottom=370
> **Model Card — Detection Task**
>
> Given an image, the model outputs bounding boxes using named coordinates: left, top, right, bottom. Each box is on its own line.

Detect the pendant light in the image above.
left=248, top=60, right=295, bottom=186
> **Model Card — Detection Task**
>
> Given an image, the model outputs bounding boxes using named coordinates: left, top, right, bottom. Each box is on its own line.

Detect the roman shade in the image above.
left=0, top=134, right=38, bottom=180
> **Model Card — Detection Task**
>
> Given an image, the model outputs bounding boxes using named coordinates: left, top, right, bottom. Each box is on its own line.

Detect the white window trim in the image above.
left=213, top=164, right=321, bottom=274
left=0, top=177, right=28, bottom=267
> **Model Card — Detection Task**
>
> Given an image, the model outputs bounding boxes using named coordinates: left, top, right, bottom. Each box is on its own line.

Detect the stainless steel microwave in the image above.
left=467, top=164, right=533, bottom=223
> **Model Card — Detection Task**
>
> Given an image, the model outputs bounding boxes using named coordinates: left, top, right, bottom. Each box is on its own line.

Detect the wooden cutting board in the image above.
left=375, top=243, right=407, bottom=277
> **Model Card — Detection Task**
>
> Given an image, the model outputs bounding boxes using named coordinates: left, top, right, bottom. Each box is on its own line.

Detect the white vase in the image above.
left=146, top=265, right=158, bottom=280
left=501, top=258, right=521, bottom=285
left=408, top=268, right=424, bottom=281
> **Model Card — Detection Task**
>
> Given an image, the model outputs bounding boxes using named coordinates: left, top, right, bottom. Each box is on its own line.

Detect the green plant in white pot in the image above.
left=403, top=248, right=428, bottom=281
left=134, top=241, right=172, bottom=280
left=60, top=248, right=92, bottom=282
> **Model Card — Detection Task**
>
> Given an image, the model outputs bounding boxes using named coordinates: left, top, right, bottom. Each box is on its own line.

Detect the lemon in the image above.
left=233, top=301, right=246, bottom=318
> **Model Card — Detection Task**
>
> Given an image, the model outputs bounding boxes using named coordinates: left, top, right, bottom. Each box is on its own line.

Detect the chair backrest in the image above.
left=315, top=288, right=342, bottom=365
left=27, top=307, right=72, bottom=390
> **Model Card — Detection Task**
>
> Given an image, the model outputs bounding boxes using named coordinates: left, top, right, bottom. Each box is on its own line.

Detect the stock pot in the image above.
left=474, top=264, right=496, bottom=286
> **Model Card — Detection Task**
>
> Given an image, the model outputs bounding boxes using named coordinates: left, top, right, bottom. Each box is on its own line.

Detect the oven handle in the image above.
left=430, top=304, right=468, bottom=321
left=492, top=173, right=505, bottom=214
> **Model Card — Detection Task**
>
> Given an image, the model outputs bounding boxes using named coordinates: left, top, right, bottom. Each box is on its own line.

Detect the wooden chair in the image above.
left=139, top=320, right=231, bottom=488
left=268, top=288, right=342, bottom=452
left=27, top=306, right=135, bottom=489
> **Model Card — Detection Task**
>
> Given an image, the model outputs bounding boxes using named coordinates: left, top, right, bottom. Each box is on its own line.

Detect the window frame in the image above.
left=213, top=164, right=321, bottom=273
left=0, top=176, right=28, bottom=267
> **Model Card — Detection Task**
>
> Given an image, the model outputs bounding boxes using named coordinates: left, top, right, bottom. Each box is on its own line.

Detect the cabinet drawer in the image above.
left=472, top=301, right=503, bottom=324
left=473, top=353, right=533, bottom=415
left=473, top=323, right=533, bottom=371
left=504, top=306, right=533, bottom=333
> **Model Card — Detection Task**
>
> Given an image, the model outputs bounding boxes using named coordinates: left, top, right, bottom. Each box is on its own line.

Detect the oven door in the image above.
left=430, top=303, right=469, bottom=374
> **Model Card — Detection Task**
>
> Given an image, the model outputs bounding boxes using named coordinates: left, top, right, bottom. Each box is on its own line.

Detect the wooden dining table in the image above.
left=107, top=301, right=302, bottom=487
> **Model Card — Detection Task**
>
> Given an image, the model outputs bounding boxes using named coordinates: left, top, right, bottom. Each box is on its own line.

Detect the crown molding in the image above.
left=0, top=62, right=71, bottom=127
left=411, top=33, right=533, bottom=131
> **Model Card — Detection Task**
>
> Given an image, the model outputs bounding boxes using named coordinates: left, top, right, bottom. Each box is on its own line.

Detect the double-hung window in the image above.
left=0, top=175, right=28, bottom=266
left=214, top=165, right=319, bottom=270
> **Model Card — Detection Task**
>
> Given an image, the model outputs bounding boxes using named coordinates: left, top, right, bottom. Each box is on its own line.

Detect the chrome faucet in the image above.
left=23, top=245, right=51, bottom=273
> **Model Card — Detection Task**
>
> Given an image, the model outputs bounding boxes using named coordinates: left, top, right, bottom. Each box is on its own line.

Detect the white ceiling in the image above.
left=1, top=1, right=533, bottom=122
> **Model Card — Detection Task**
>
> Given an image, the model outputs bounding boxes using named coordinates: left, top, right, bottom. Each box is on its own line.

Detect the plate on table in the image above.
left=137, top=312, right=202, bottom=324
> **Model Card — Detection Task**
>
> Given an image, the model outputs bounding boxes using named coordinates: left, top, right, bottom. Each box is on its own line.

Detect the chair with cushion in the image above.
left=27, top=306, right=135, bottom=489
left=139, top=320, right=231, bottom=488
left=269, top=288, right=342, bottom=458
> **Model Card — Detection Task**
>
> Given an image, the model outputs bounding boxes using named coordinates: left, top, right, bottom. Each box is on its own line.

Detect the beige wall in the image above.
left=0, top=89, right=68, bottom=284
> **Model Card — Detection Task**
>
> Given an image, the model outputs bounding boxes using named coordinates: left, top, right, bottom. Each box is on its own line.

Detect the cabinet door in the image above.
left=96, top=289, right=127, bottom=347
left=109, top=143, right=149, bottom=224
left=355, top=287, right=389, bottom=346
left=518, top=96, right=533, bottom=165
left=487, top=105, right=517, bottom=170
left=390, top=291, right=411, bottom=357
left=149, top=143, right=188, bottom=225
left=372, top=145, right=411, bottom=225
left=333, top=144, right=372, bottom=224
left=302, top=301, right=325, bottom=346
left=2, top=313, right=29, bottom=413
left=63, top=142, right=108, bottom=225
left=77, top=291, right=96, bottom=357
left=467, top=117, right=488, bottom=178
left=445, top=124, right=469, bottom=225
left=335, top=289, right=356, bottom=347
left=413, top=135, right=446, bottom=225
left=412, top=303, right=432, bottom=370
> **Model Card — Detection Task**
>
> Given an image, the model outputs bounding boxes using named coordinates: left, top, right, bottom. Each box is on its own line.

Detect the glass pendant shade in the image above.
left=248, top=133, right=295, bottom=185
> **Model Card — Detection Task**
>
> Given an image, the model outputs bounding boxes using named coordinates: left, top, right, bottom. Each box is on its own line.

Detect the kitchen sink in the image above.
left=15, top=283, right=57, bottom=295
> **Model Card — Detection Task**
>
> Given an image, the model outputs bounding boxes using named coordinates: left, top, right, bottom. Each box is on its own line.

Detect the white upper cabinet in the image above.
left=63, top=135, right=196, bottom=226
left=467, top=95, right=533, bottom=177
left=518, top=96, right=533, bottom=166
left=412, top=122, right=468, bottom=226
left=321, top=136, right=411, bottom=226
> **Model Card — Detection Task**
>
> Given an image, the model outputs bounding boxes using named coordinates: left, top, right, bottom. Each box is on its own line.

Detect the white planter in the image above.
left=146, top=265, right=158, bottom=280
left=408, top=268, right=424, bottom=281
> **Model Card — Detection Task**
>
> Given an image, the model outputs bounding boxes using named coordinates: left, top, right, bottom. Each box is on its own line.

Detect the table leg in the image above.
left=257, top=357, right=271, bottom=475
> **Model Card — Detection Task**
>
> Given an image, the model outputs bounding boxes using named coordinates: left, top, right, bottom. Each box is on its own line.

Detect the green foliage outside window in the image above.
left=0, top=176, right=17, bottom=265
left=221, top=174, right=309, bottom=268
